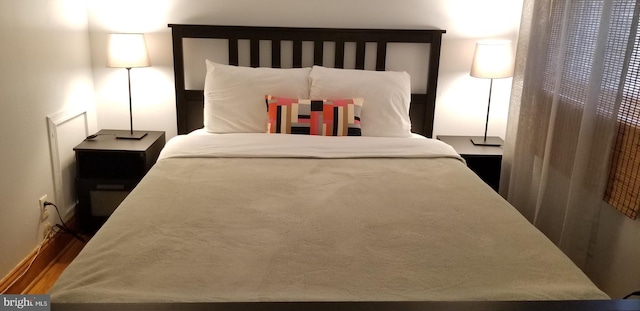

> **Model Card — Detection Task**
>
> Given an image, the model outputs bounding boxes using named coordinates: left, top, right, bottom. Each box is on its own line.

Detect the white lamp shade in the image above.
left=107, top=33, right=150, bottom=68
left=470, top=40, right=514, bottom=79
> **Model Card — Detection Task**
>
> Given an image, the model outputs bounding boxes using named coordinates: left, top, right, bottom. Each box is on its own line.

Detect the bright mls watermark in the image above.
left=0, top=295, right=49, bottom=311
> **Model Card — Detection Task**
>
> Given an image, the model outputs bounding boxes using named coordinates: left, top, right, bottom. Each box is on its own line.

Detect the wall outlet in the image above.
left=39, top=195, right=49, bottom=221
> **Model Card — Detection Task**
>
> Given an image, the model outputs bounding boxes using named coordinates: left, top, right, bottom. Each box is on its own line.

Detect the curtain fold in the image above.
left=501, top=0, right=636, bottom=269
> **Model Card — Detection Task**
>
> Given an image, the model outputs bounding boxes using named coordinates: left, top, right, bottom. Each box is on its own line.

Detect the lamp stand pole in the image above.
left=116, top=68, right=147, bottom=140
left=471, top=78, right=503, bottom=146
left=127, top=67, right=134, bottom=136
left=483, top=78, right=493, bottom=142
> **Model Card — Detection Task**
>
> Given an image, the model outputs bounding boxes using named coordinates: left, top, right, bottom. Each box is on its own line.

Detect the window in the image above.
left=539, top=0, right=640, bottom=219
left=605, top=13, right=640, bottom=219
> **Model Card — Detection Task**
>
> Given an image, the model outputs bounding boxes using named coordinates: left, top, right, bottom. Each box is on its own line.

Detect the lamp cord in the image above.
left=44, top=202, right=85, bottom=243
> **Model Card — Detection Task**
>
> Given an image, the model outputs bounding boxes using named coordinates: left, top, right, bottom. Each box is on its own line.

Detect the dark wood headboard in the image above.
left=169, top=24, right=446, bottom=137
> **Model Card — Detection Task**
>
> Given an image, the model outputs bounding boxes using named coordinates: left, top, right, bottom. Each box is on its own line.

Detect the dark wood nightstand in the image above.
left=74, top=129, right=165, bottom=232
left=437, top=135, right=503, bottom=192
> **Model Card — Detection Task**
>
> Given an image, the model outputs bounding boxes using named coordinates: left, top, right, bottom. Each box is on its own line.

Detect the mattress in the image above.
left=50, top=133, right=608, bottom=302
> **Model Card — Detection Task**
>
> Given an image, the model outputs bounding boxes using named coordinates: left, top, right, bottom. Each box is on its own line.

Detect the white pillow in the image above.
left=204, top=60, right=311, bottom=133
left=309, top=66, right=412, bottom=138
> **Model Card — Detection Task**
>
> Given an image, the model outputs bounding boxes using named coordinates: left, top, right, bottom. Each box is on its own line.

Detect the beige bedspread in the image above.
left=50, top=155, right=607, bottom=302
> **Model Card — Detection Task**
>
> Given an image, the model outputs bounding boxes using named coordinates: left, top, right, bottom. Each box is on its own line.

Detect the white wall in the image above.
left=86, top=0, right=523, bottom=140
left=0, top=0, right=96, bottom=277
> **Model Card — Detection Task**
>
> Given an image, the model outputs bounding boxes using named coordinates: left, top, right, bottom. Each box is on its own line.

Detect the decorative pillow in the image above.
left=309, top=65, right=412, bottom=138
left=266, top=95, right=363, bottom=136
left=204, top=60, right=311, bottom=133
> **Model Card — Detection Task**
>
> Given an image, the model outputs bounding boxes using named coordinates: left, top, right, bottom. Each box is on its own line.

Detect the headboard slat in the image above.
left=335, top=41, right=345, bottom=68
left=355, top=41, right=366, bottom=70
left=293, top=41, right=303, bottom=68
left=229, top=39, right=239, bottom=66
left=169, top=24, right=446, bottom=137
left=375, top=42, right=387, bottom=71
left=313, top=41, right=323, bottom=66
left=272, top=40, right=281, bottom=68
left=250, top=39, right=260, bottom=67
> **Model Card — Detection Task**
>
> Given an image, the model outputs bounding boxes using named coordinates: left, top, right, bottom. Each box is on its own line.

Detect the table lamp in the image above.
left=107, top=33, right=150, bottom=139
left=470, top=40, right=514, bottom=146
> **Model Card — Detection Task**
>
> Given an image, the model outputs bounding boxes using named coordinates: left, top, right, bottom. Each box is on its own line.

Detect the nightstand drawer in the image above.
left=436, top=135, right=503, bottom=192
left=76, top=178, right=139, bottom=230
left=464, top=155, right=502, bottom=191
left=76, top=152, right=146, bottom=179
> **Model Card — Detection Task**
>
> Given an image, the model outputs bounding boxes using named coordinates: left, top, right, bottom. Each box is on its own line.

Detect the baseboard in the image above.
left=0, top=217, right=80, bottom=294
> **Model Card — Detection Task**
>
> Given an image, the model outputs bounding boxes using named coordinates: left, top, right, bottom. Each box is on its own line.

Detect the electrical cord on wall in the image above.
left=0, top=201, right=85, bottom=294
left=0, top=230, right=54, bottom=294
left=43, top=202, right=85, bottom=243
left=623, top=290, right=640, bottom=299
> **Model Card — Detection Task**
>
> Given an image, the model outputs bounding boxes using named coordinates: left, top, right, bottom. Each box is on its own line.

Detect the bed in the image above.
left=49, top=24, right=608, bottom=305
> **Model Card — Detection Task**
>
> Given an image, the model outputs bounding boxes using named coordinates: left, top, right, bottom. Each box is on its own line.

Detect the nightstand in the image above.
left=437, top=135, right=503, bottom=192
left=74, top=129, right=165, bottom=232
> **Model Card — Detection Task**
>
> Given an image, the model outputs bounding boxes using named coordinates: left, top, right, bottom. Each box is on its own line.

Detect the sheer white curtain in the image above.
left=501, top=0, right=637, bottom=268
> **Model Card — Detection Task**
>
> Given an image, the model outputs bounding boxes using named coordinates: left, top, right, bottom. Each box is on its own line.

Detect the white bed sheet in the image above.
left=159, top=132, right=464, bottom=161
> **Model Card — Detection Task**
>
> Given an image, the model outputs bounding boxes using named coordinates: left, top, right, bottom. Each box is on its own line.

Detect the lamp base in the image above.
left=470, top=136, right=504, bottom=146
left=116, top=131, right=148, bottom=140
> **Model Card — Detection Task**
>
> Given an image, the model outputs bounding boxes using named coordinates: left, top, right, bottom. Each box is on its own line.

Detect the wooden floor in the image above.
left=24, top=236, right=87, bottom=294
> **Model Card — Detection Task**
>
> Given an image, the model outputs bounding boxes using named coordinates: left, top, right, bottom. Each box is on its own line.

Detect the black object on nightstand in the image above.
left=74, top=129, right=165, bottom=232
left=437, top=135, right=503, bottom=192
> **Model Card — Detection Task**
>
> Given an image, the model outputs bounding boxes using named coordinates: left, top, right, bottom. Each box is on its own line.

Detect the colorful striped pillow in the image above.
left=266, top=95, right=363, bottom=136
